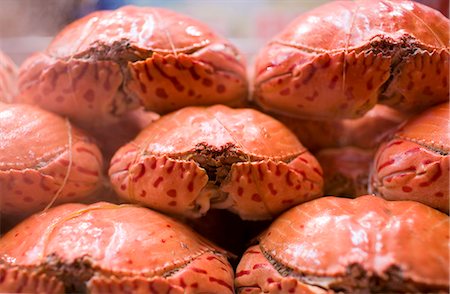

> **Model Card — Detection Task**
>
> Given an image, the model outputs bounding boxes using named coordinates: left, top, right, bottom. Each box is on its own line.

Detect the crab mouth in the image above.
left=258, top=246, right=443, bottom=293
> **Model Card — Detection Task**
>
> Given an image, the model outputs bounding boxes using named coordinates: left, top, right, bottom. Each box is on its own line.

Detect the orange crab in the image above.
left=109, top=105, right=323, bottom=220
left=0, top=202, right=234, bottom=293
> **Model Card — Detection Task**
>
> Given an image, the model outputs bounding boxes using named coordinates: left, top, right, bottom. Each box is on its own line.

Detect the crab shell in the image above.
left=235, top=195, right=449, bottom=293
left=0, top=103, right=103, bottom=218
left=370, top=102, right=449, bottom=213
left=109, top=105, right=324, bottom=220
left=0, top=51, right=18, bottom=102
left=0, top=202, right=234, bottom=293
left=275, top=104, right=407, bottom=152
left=16, top=6, right=247, bottom=127
left=253, top=0, right=449, bottom=120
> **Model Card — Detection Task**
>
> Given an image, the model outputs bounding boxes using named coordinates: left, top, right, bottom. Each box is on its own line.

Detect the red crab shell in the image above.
left=15, top=6, right=247, bottom=128
left=109, top=105, right=324, bottom=220
left=370, top=102, right=449, bottom=213
left=0, top=103, right=103, bottom=218
left=253, top=0, right=449, bottom=120
left=0, top=51, right=18, bottom=102
left=0, top=202, right=234, bottom=293
left=235, top=195, right=449, bottom=293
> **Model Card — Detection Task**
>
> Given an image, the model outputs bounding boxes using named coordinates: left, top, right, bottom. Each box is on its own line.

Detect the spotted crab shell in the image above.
left=0, top=202, right=234, bottom=293
left=235, top=195, right=449, bottom=293
left=16, top=6, right=247, bottom=127
left=0, top=51, right=18, bottom=102
left=254, top=0, right=449, bottom=119
left=109, top=105, right=324, bottom=220
left=371, top=102, right=449, bottom=213
left=0, top=103, right=103, bottom=218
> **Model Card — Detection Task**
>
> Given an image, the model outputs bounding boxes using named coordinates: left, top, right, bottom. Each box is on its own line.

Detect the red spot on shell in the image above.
left=153, top=176, right=163, bottom=188
left=419, top=164, right=442, bottom=187
left=285, top=172, right=293, bottom=186
left=180, top=278, right=186, bottom=288
left=280, top=88, right=290, bottom=96
left=268, top=183, right=277, bottom=195
left=188, top=89, right=195, bottom=96
left=299, top=157, right=308, bottom=164
left=208, top=277, right=233, bottom=292
left=313, top=167, right=323, bottom=176
left=120, top=184, right=127, bottom=191
left=252, top=264, right=266, bottom=270
left=387, top=140, right=403, bottom=147
left=77, top=166, right=99, bottom=177
left=156, top=88, right=168, bottom=99
left=329, top=75, right=338, bottom=89
left=251, top=193, right=262, bottom=202
left=83, top=89, right=95, bottom=102
left=402, top=186, right=412, bottom=192
left=282, top=199, right=294, bottom=204
left=302, top=65, right=316, bottom=84
left=217, top=84, right=226, bottom=93
left=188, top=181, right=194, bottom=192
left=23, top=196, right=34, bottom=203
left=237, top=187, right=243, bottom=196
left=60, top=159, right=70, bottom=167
left=267, top=278, right=275, bottom=283
left=167, top=189, right=177, bottom=198
left=423, top=159, right=434, bottom=165
left=150, top=160, right=157, bottom=169
left=236, top=270, right=250, bottom=277
left=23, top=176, right=34, bottom=185
left=202, top=78, right=213, bottom=87
left=435, top=192, right=444, bottom=197
left=140, top=190, right=147, bottom=197
left=191, top=268, right=207, bottom=274
left=378, top=159, right=395, bottom=172
left=161, top=239, right=166, bottom=243
left=189, top=68, right=200, bottom=80
left=275, top=166, right=281, bottom=176
left=366, top=78, right=373, bottom=90
left=168, top=201, right=177, bottom=206
left=190, top=283, right=198, bottom=288
left=405, top=147, right=421, bottom=154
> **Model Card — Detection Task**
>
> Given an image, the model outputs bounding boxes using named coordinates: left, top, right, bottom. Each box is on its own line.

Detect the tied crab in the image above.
left=236, top=195, right=449, bottom=293
left=0, top=103, right=103, bottom=219
left=16, top=6, right=247, bottom=127
left=109, top=105, right=324, bottom=220
left=370, top=102, right=449, bottom=213
left=253, top=0, right=449, bottom=120
left=0, top=202, right=234, bottom=293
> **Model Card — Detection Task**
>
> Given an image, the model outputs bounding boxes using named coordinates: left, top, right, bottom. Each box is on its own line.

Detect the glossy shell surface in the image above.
left=236, top=195, right=449, bottom=293
left=16, top=6, right=247, bottom=127
left=254, top=0, right=449, bottom=119
left=109, top=105, right=323, bottom=220
left=0, top=202, right=234, bottom=293
left=0, top=103, right=103, bottom=218
left=371, top=102, right=449, bottom=212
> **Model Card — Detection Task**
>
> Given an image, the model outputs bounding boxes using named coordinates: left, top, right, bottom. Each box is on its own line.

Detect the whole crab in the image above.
left=235, top=195, right=449, bottom=293
left=0, top=103, right=103, bottom=219
left=370, top=102, right=449, bottom=213
left=16, top=6, right=247, bottom=127
left=253, top=0, right=449, bottom=119
left=0, top=51, right=18, bottom=102
left=0, top=202, right=234, bottom=293
left=109, top=105, right=324, bottom=220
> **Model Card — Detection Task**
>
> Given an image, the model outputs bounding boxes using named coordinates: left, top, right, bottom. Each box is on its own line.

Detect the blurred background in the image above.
left=0, top=0, right=448, bottom=65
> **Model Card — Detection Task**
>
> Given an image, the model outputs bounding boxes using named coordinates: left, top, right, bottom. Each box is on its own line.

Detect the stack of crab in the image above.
left=0, top=1, right=448, bottom=293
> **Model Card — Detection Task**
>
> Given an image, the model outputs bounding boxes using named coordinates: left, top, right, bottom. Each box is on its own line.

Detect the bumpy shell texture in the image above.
left=0, top=202, right=234, bottom=293
left=0, top=103, right=103, bottom=217
left=254, top=0, right=449, bottom=119
left=16, top=6, right=247, bottom=126
left=371, top=102, right=449, bottom=212
left=0, top=51, right=18, bottom=102
left=235, top=195, right=449, bottom=293
left=109, top=105, right=324, bottom=220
